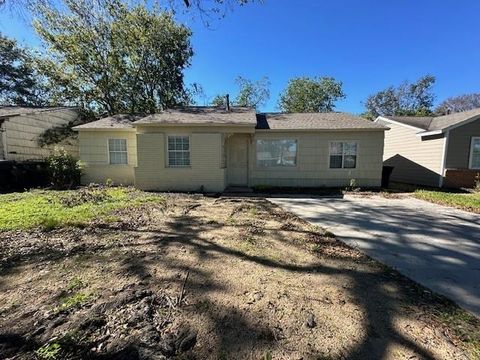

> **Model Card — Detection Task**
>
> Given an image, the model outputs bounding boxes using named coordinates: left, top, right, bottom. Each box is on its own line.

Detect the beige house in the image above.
left=375, top=108, right=480, bottom=188
left=73, top=107, right=387, bottom=192
left=0, top=106, right=79, bottom=161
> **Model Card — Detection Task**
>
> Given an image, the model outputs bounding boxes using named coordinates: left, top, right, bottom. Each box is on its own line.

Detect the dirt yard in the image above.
left=0, top=191, right=479, bottom=359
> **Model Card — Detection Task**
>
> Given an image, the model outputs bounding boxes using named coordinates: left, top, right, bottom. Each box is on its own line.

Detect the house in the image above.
left=375, top=108, right=480, bottom=188
left=73, top=107, right=387, bottom=192
left=0, top=106, right=79, bottom=161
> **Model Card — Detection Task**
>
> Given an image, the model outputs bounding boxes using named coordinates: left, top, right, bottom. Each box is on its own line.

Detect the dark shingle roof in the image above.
left=386, top=116, right=433, bottom=130
left=383, top=108, right=480, bottom=132
left=73, top=114, right=144, bottom=130
left=0, top=106, right=76, bottom=119
left=256, top=112, right=387, bottom=130
left=133, top=106, right=256, bottom=126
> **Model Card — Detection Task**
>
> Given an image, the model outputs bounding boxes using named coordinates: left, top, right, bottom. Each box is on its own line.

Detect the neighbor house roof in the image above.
left=73, top=114, right=144, bottom=130
left=378, top=107, right=480, bottom=136
left=256, top=112, right=387, bottom=131
left=0, top=106, right=77, bottom=119
left=133, top=106, right=257, bottom=126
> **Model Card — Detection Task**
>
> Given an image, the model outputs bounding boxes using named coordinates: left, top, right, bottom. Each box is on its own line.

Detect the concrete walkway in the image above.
left=269, top=195, right=480, bottom=317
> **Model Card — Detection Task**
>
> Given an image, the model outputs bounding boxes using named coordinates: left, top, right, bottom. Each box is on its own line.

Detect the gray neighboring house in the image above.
left=375, top=108, right=480, bottom=188
left=0, top=106, right=79, bottom=161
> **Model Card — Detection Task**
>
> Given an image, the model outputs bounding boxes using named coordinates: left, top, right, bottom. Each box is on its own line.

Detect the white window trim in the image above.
left=328, top=141, right=359, bottom=169
left=107, top=138, right=128, bottom=166
left=167, top=134, right=191, bottom=168
left=469, top=136, right=480, bottom=170
left=255, top=138, right=298, bottom=168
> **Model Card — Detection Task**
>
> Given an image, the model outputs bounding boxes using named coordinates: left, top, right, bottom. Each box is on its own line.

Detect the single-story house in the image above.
left=375, top=108, right=480, bottom=188
left=0, top=106, right=79, bottom=161
left=73, top=106, right=387, bottom=192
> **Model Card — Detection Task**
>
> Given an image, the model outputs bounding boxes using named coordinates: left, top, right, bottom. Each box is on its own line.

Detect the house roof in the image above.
left=74, top=108, right=387, bottom=132
left=256, top=112, right=387, bottom=130
left=0, top=106, right=77, bottom=119
left=381, top=107, right=480, bottom=134
left=133, top=106, right=257, bottom=126
left=73, top=114, right=144, bottom=130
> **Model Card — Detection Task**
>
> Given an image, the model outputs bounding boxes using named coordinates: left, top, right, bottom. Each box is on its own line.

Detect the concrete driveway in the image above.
left=269, top=195, right=480, bottom=317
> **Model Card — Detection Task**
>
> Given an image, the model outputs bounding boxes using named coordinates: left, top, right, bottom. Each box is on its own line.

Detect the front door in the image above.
left=227, top=135, right=248, bottom=186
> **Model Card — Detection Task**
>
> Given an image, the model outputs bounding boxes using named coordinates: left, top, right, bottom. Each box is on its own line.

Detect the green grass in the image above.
left=0, top=187, right=164, bottom=231
left=36, top=342, right=62, bottom=360
left=414, top=190, right=480, bottom=213
left=58, top=292, right=90, bottom=310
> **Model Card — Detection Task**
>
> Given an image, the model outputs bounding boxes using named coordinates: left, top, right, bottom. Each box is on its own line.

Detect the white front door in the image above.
left=227, top=135, right=248, bottom=186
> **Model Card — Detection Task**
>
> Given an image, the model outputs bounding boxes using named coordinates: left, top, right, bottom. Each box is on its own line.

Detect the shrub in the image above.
left=474, top=173, right=480, bottom=193
left=47, top=148, right=83, bottom=190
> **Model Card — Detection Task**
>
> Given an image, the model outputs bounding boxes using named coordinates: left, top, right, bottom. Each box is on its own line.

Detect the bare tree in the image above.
left=435, top=93, right=480, bottom=115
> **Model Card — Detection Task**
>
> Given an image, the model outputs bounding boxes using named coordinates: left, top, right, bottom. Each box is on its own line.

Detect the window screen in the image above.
left=108, top=139, right=127, bottom=165
left=256, top=139, right=297, bottom=167
left=471, top=137, right=480, bottom=169
left=329, top=141, right=357, bottom=169
left=168, top=136, right=190, bottom=167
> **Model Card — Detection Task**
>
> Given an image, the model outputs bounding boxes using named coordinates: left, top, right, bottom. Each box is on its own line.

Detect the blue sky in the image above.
left=1, top=0, right=480, bottom=113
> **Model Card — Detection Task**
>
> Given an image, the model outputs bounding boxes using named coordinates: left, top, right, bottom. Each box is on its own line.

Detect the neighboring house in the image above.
left=73, top=107, right=387, bottom=192
left=0, top=106, right=79, bottom=161
left=375, top=108, right=480, bottom=188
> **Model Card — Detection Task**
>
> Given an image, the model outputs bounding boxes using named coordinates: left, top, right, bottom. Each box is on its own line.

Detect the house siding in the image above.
left=445, top=118, right=480, bottom=169
left=134, top=128, right=226, bottom=192
left=78, top=130, right=137, bottom=185
left=379, top=120, right=445, bottom=187
left=248, top=131, right=384, bottom=188
left=2, top=109, right=79, bottom=161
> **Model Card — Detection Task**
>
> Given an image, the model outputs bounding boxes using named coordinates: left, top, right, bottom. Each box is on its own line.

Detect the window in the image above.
left=470, top=137, right=480, bottom=169
left=108, top=139, right=127, bottom=165
left=168, top=136, right=190, bottom=167
left=330, top=141, right=357, bottom=169
left=256, top=139, right=297, bottom=167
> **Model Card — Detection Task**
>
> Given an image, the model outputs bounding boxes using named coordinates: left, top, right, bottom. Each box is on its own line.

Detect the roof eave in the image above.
left=132, top=122, right=256, bottom=127
left=72, top=127, right=135, bottom=132
left=375, top=116, right=425, bottom=131
left=255, top=128, right=387, bottom=132
left=416, top=129, right=444, bottom=137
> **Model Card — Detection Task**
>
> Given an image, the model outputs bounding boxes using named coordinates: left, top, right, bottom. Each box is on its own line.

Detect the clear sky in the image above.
left=1, top=0, right=479, bottom=113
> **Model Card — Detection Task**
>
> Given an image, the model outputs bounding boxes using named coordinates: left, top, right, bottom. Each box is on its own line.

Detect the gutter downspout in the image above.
left=439, top=130, right=450, bottom=188
left=0, top=119, right=6, bottom=160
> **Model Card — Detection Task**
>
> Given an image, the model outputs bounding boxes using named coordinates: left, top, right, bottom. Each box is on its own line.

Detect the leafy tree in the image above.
left=234, top=76, right=270, bottom=109
left=278, top=76, right=345, bottom=113
left=0, top=33, right=47, bottom=106
left=435, top=93, right=480, bottom=115
left=1, top=0, right=257, bottom=21
left=34, top=0, right=193, bottom=115
left=211, top=94, right=226, bottom=107
left=364, top=75, right=436, bottom=119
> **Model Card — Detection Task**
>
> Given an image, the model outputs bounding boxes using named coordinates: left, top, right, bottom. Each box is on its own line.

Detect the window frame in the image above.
left=328, top=141, right=359, bottom=169
left=167, top=134, right=191, bottom=168
left=255, top=138, right=298, bottom=168
left=469, top=136, right=480, bottom=170
left=107, top=138, right=128, bottom=165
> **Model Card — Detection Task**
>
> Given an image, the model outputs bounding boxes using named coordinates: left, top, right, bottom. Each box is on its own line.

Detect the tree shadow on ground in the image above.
left=0, top=199, right=471, bottom=359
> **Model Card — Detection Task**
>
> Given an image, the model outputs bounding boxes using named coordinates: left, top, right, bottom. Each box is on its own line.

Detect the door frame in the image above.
left=226, top=134, right=249, bottom=186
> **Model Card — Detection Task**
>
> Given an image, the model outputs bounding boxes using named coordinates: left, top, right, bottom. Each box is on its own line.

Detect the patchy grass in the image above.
left=414, top=190, right=480, bottom=213
left=0, top=186, right=165, bottom=231
left=0, top=193, right=478, bottom=359
left=58, top=292, right=91, bottom=311
left=36, top=342, right=62, bottom=360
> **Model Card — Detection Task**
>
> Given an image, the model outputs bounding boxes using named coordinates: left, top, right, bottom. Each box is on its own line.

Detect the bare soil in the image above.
left=0, top=194, right=478, bottom=359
